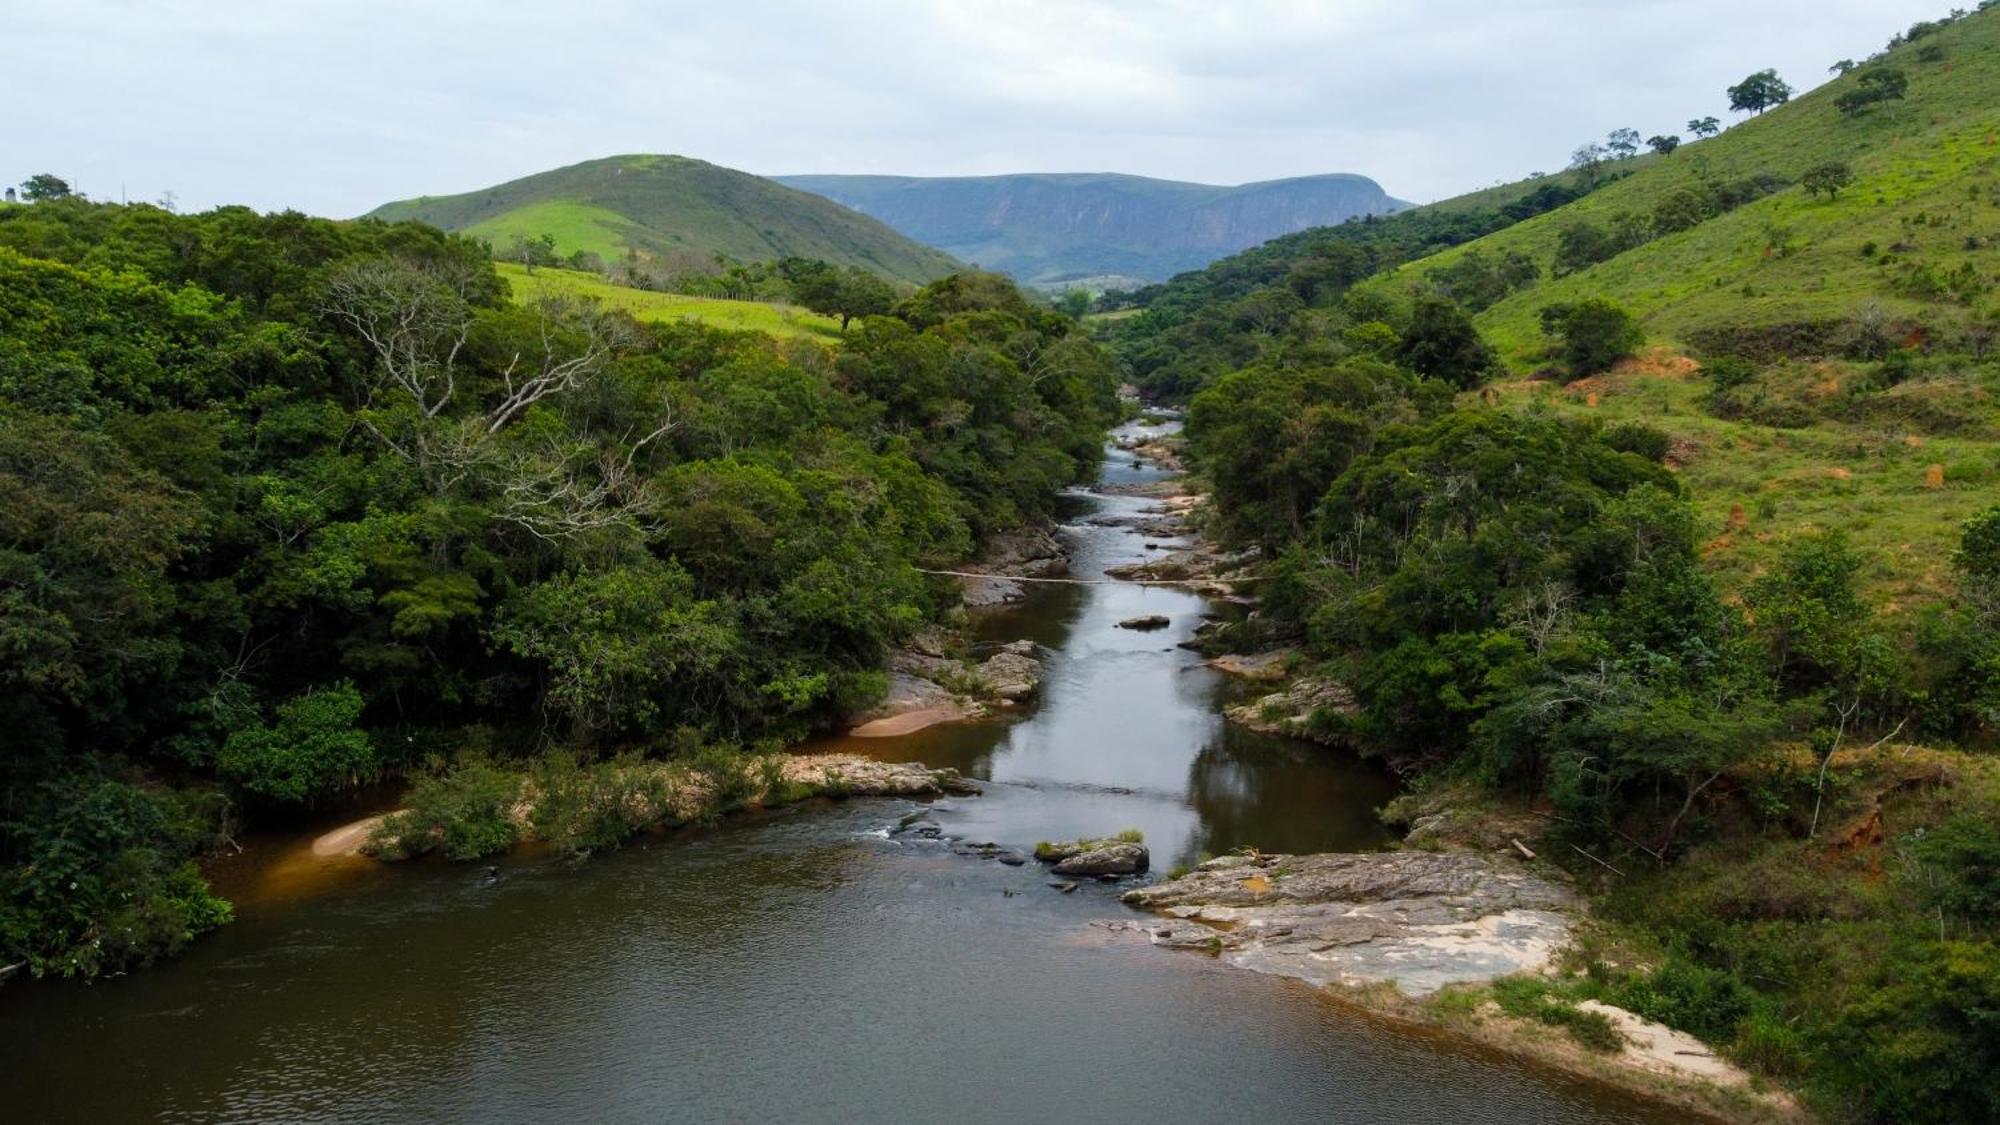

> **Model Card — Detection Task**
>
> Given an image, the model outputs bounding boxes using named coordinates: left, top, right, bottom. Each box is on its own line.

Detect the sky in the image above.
left=8, top=0, right=1950, bottom=216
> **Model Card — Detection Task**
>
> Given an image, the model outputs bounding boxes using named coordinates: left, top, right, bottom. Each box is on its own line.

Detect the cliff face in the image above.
left=776, top=172, right=1407, bottom=284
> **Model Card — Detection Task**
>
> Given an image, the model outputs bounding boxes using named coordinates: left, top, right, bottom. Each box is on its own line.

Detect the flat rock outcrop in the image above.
left=781, top=755, right=980, bottom=797
left=1222, top=676, right=1356, bottom=744
left=1114, top=851, right=1577, bottom=996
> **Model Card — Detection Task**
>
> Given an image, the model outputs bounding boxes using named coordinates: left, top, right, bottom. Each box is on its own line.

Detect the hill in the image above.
left=776, top=171, right=1407, bottom=286
left=367, top=155, right=961, bottom=285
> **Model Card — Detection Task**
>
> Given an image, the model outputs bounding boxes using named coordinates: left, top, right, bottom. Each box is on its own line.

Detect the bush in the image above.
left=369, top=761, right=524, bottom=861
left=218, top=681, right=376, bottom=805
left=0, top=773, right=232, bottom=979
left=1491, top=976, right=1625, bottom=1052
left=1541, top=299, right=1644, bottom=376
left=1604, top=421, right=1673, bottom=462
left=1611, top=956, right=1759, bottom=1042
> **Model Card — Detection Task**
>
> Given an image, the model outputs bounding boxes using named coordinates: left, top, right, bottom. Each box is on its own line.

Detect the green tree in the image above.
left=19, top=174, right=73, bottom=202
left=1836, top=67, right=1909, bottom=116
left=1397, top=296, right=1496, bottom=390
left=785, top=260, right=897, bottom=332
left=1802, top=162, right=1855, bottom=201
left=1727, top=69, right=1793, bottom=114
left=1541, top=299, right=1644, bottom=376
left=1553, top=221, right=1621, bottom=275
left=1607, top=128, right=1642, bottom=159
left=1688, top=116, right=1722, bottom=138
left=1647, top=134, right=1681, bottom=156
left=218, top=682, right=377, bottom=804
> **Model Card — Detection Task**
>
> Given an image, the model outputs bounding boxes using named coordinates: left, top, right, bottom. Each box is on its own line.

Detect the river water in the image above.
left=0, top=426, right=1678, bottom=1124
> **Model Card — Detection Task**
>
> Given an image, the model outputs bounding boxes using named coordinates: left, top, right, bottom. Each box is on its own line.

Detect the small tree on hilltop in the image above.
left=1648, top=134, right=1682, bottom=156
left=1728, top=69, right=1794, bottom=115
left=1688, top=116, right=1722, bottom=139
left=20, top=173, right=73, bottom=201
left=1830, top=59, right=1858, bottom=76
left=1541, top=299, right=1644, bottom=376
left=1608, top=128, right=1643, bottom=160
left=1803, top=162, right=1856, bottom=201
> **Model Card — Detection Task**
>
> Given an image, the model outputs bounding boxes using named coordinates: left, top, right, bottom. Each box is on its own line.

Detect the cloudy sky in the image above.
left=10, top=0, right=1946, bottom=215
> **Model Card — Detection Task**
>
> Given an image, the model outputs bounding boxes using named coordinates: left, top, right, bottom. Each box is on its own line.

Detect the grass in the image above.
left=1491, top=356, right=2000, bottom=605
left=465, top=199, right=633, bottom=263
left=496, top=262, right=844, bottom=342
left=1353, top=10, right=2000, bottom=607
left=1383, top=14, right=2000, bottom=364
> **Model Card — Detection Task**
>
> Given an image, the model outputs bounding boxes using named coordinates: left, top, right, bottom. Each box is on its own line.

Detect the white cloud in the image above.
left=4, top=0, right=1952, bottom=214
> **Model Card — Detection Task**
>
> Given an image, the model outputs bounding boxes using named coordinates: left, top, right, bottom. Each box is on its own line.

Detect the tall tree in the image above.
left=1647, top=134, right=1682, bottom=156
left=19, top=173, right=73, bottom=202
left=1607, top=128, right=1642, bottom=159
left=1727, top=69, right=1793, bottom=115
left=1687, top=116, right=1722, bottom=138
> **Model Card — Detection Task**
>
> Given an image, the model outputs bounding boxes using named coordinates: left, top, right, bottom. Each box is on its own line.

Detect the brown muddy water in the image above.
left=0, top=426, right=1681, bottom=1124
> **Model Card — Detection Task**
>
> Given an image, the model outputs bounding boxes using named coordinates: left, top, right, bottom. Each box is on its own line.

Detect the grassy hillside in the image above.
left=1358, top=12, right=2000, bottom=606
left=1393, top=16, right=2000, bottom=362
left=369, top=155, right=961, bottom=285
left=496, top=262, right=843, bottom=341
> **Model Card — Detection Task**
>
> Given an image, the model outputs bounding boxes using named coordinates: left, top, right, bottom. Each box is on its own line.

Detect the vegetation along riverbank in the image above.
left=1098, top=9, right=2000, bottom=1121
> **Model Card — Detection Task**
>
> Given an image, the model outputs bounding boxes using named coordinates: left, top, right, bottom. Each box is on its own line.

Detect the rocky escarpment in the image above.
left=1112, top=851, right=1577, bottom=997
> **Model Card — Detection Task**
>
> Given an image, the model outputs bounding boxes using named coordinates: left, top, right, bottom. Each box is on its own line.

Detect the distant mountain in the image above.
left=773, top=172, right=1408, bottom=285
left=366, top=155, right=960, bottom=285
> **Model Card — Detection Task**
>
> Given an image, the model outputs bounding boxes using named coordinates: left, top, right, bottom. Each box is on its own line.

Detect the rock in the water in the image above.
left=1049, top=880, right=1079, bottom=893
left=1052, top=842, right=1150, bottom=876
left=1117, top=615, right=1171, bottom=631
left=996, top=852, right=1027, bottom=867
left=974, top=651, right=1044, bottom=701
left=782, top=755, right=980, bottom=797
left=1113, top=851, right=1575, bottom=996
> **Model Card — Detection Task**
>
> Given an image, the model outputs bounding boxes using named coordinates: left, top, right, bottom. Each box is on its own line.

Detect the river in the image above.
left=0, top=425, right=1680, bottom=1124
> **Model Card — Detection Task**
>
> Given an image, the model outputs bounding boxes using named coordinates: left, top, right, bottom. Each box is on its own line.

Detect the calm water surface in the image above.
left=0, top=426, right=1679, bottom=1124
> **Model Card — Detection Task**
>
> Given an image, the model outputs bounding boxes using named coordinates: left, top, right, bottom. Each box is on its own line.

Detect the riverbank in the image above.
left=1111, top=846, right=1800, bottom=1123
left=350, top=753, right=977, bottom=863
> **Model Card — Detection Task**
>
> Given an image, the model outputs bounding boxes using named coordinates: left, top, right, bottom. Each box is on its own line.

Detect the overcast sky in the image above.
left=10, top=0, right=1947, bottom=216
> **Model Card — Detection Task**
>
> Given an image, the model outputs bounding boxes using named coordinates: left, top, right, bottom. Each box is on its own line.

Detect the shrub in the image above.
left=0, top=773, right=232, bottom=979
left=218, top=681, right=376, bottom=805
left=1604, top=421, right=1673, bottom=462
left=1610, top=956, right=1759, bottom=1042
left=1541, top=299, right=1644, bottom=376
left=1491, top=977, right=1625, bottom=1052
left=369, top=761, right=524, bottom=861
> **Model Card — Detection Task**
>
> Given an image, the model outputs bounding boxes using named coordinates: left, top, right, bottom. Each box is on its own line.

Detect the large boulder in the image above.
left=973, top=650, right=1043, bottom=701
left=1036, top=835, right=1150, bottom=875
left=1054, top=843, right=1150, bottom=876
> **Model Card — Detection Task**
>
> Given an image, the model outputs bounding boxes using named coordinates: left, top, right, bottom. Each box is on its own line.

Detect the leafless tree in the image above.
left=484, top=294, right=635, bottom=433
left=324, top=256, right=481, bottom=418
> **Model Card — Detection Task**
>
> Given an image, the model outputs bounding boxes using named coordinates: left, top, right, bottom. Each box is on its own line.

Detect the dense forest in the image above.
left=0, top=196, right=1118, bottom=980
